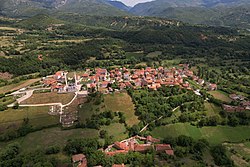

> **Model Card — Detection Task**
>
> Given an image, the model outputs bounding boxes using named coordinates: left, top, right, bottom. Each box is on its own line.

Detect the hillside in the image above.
left=130, top=0, right=250, bottom=29
left=0, top=0, right=129, bottom=17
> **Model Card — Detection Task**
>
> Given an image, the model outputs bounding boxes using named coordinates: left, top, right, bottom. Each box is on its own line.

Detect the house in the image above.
left=106, top=150, right=128, bottom=156
left=229, top=94, right=245, bottom=101
left=241, top=101, right=250, bottom=110
left=155, top=144, right=172, bottom=152
left=198, top=79, right=205, bottom=85
left=208, top=83, right=217, bottom=91
left=146, top=136, right=160, bottom=143
left=72, top=154, right=87, bottom=167
left=114, top=142, right=129, bottom=151
left=165, top=149, right=174, bottom=156
left=222, top=104, right=245, bottom=112
left=134, top=144, right=152, bottom=152
left=54, top=71, right=66, bottom=80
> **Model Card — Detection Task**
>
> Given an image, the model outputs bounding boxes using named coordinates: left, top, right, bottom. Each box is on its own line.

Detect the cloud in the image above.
left=119, top=0, right=153, bottom=6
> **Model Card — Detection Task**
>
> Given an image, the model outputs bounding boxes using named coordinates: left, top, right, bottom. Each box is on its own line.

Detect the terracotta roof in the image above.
left=72, top=154, right=86, bottom=163
left=134, top=144, right=152, bottom=152
left=106, top=150, right=128, bottom=156
left=146, top=136, right=160, bottom=143
left=165, top=149, right=174, bottom=156
left=114, top=142, right=129, bottom=151
left=155, top=144, right=172, bottom=152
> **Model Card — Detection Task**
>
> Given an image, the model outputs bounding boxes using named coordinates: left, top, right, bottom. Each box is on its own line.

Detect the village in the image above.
left=7, top=64, right=249, bottom=128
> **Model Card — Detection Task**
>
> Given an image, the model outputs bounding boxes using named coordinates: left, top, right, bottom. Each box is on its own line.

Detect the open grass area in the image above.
left=78, top=100, right=100, bottom=123
left=101, top=123, right=128, bottom=141
left=104, top=93, right=139, bottom=126
left=152, top=123, right=250, bottom=145
left=0, top=78, right=41, bottom=94
left=146, top=51, right=162, bottom=58
left=0, top=106, right=59, bottom=133
left=204, top=102, right=222, bottom=116
left=125, top=51, right=144, bottom=59
left=22, top=92, right=75, bottom=105
left=208, top=90, right=232, bottom=103
left=0, top=127, right=98, bottom=152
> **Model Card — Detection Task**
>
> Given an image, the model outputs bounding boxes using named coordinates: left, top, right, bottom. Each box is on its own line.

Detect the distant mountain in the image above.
left=0, top=0, right=129, bottom=17
left=129, top=0, right=250, bottom=29
left=106, top=1, right=131, bottom=11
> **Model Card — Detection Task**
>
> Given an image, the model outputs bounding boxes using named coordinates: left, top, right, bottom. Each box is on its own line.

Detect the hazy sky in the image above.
left=119, top=0, right=153, bottom=6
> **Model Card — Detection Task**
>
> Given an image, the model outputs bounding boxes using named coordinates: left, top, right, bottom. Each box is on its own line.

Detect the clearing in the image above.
left=101, top=123, right=128, bottom=141
left=21, top=92, right=75, bottom=105
left=152, top=123, right=250, bottom=145
left=204, top=102, right=221, bottom=116
left=208, top=90, right=232, bottom=103
left=103, top=93, right=139, bottom=126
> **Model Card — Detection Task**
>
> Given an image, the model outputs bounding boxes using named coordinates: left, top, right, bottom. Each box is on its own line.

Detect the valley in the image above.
left=0, top=5, right=249, bottom=167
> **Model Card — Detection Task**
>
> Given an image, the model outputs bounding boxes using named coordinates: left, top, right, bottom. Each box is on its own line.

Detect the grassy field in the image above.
left=204, top=102, right=222, bottom=116
left=146, top=51, right=162, bottom=58
left=0, top=78, right=40, bottom=94
left=152, top=123, right=250, bottom=145
left=208, top=90, right=232, bottom=103
left=103, top=93, right=139, bottom=126
left=0, top=127, right=98, bottom=152
left=78, top=99, right=100, bottom=123
left=101, top=123, right=128, bottom=141
left=0, top=106, right=59, bottom=133
left=22, top=92, right=75, bottom=105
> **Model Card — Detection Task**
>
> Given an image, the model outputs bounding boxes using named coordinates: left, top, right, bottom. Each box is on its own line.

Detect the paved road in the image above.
left=7, top=88, right=50, bottom=107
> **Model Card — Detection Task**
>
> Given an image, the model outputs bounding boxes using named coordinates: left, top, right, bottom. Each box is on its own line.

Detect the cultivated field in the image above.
left=208, top=90, right=232, bottom=103
left=152, top=123, right=250, bottom=145
left=0, top=78, right=41, bottom=94
left=104, top=93, right=139, bottom=126
left=22, top=92, right=75, bottom=105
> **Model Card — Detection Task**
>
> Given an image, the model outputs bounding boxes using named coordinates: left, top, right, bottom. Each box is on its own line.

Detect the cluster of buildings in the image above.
left=43, top=71, right=80, bottom=93
left=104, top=135, right=174, bottom=156
left=72, top=135, right=173, bottom=167
left=223, top=94, right=250, bottom=112
left=80, top=64, right=217, bottom=93
left=42, top=64, right=218, bottom=94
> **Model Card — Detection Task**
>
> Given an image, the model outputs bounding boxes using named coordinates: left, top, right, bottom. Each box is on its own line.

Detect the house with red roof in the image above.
left=155, top=144, right=172, bottom=152
left=72, top=154, right=87, bottom=167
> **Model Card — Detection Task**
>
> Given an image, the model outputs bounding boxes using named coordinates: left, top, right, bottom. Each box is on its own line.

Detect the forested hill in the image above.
left=0, top=14, right=249, bottom=77
left=0, top=0, right=129, bottom=17
left=129, top=0, right=250, bottom=29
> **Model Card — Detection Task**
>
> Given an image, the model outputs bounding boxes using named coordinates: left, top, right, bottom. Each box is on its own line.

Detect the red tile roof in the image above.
left=146, top=136, right=160, bottom=143
left=155, top=144, right=172, bottom=152
left=134, top=144, right=152, bottom=152
left=106, top=150, right=128, bottom=156
left=165, top=149, right=174, bottom=156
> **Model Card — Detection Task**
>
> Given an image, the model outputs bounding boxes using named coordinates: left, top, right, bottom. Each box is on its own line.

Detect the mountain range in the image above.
left=0, top=0, right=250, bottom=29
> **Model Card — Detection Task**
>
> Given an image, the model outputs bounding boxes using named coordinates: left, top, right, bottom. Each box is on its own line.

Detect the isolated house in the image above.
left=72, top=154, right=87, bottom=167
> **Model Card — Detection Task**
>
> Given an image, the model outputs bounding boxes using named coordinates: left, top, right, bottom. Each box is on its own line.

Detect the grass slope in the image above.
left=103, top=93, right=139, bottom=126
left=0, top=106, right=59, bottom=133
left=152, top=123, right=250, bottom=145
left=0, top=127, right=98, bottom=152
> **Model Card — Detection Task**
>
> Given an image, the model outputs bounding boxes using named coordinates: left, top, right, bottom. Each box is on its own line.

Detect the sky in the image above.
left=119, top=0, right=153, bottom=6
